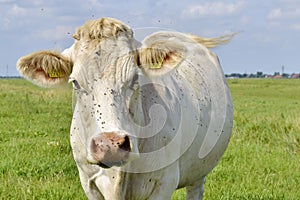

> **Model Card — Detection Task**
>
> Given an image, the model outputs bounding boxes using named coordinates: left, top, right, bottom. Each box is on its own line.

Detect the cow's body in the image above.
left=17, top=18, right=233, bottom=200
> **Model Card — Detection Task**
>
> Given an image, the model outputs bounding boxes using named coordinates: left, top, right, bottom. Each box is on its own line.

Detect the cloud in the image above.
left=182, top=1, right=245, bottom=18
left=238, top=15, right=251, bottom=25
left=277, top=0, right=300, bottom=4
left=267, top=8, right=282, bottom=20
left=267, top=2, right=300, bottom=32
left=86, top=0, right=103, bottom=8
left=1, top=1, right=81, bottom=32
left=0, top=0, right=14, bottom=3
left=291, top=23, right=300, bottom=31
left=267, top=0, right=300, bottom=20
left=10, top=3, right=28, bottom=15
left=267, top=7, right=300, bottom=20
left=74, top=0, right=103, bottom=12
left=1, top=3, right=35, bottom=30
left=35, top=25, right=74, bottom=41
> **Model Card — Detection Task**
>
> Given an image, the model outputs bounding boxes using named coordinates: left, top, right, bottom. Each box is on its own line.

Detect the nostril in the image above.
left=118, top=135, right=131, bottom=152
left=91, top=139, right=97, bottom=151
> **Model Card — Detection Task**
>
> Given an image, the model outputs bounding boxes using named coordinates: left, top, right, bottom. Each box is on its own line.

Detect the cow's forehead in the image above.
left=71, top=45, right=138, bottom=92
left=69, top=22, right=138, bottom=91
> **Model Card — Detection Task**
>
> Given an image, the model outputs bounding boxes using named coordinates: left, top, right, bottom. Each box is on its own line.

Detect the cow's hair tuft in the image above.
left=73, top=18, right=133, bottom=41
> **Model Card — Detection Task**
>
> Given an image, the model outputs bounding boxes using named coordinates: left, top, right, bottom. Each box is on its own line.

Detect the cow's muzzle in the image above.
left=88, top=132, right=131, bottom=168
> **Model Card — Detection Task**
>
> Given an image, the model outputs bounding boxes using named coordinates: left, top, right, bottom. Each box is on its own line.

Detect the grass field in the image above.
left=0, top=78, right=299, bottom=199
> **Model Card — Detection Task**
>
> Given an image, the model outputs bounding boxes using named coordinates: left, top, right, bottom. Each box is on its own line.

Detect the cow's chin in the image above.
left=86, top=153, right=130, bottom=169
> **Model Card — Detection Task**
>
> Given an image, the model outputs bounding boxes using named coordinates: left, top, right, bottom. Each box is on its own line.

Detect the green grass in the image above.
left=1, top=78, right=300, bottom=199
left=0, top=79, right=85, bottom=199
left=203, top=79, right=300, bottom=200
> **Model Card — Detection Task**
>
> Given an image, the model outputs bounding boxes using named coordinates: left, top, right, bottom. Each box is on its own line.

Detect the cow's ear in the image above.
left=17, top=50, right=73, bottom=87
left=137, top=42, right=185, bottom=77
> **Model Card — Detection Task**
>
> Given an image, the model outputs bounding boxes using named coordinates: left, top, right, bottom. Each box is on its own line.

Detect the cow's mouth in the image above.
left=97, top=161, right=124, bottom=169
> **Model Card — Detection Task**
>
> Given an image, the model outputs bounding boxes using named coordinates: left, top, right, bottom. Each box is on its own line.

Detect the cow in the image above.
left=17, top=18, right=234, bottom=200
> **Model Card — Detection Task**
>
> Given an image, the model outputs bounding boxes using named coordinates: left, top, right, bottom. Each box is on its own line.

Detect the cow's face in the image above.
left=16, top=18, right=185, bottom=169
left=69, top=44, right=141, bottom=168
left=63, top=19, right=141, bottom=168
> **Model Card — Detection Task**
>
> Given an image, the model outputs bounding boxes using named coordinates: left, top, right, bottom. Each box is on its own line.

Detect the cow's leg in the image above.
left=148, top=163, right=180, bottom=200
left=186, top=177, right=206, bottom=200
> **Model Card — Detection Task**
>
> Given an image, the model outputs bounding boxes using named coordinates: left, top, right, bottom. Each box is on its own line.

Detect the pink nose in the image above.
left=90, top=132, right=131, bottom=168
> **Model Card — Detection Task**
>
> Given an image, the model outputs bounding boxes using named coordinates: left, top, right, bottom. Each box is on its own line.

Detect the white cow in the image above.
left=17, top=18, right=234, bottom=200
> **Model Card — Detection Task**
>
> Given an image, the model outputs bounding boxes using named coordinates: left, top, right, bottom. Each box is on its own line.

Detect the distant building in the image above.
left=273, top=75, right=282, bottom=79
left=291, top=74, right=299, bottom=79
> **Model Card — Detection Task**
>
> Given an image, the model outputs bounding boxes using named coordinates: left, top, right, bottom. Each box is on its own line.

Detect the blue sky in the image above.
left=1, top=0, right=300, bottom=76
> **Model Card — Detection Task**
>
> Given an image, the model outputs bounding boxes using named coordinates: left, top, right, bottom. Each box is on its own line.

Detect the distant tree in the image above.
left=256, top=71, right=263, bottom=78
left=282, top=73, right=289, bottom=78
left=248, top=73, right=256, bottom=78
left=230, top=73, right=242, bottom=78
left=274, top=72, right=280, bottom=76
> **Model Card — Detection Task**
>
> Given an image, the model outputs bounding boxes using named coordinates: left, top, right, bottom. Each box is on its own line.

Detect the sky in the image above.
left=1, top=0, right=300, bottom=76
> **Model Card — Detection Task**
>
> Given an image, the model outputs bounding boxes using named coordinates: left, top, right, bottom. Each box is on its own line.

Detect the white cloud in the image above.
left=82, top=0, right=103, bottom=11
left=268, top=7, right=300, bottom=20
left=291, top=23, right=300, bottom=31
left=239, top=15, right=251, bottom=25
left=10, top=3, right=28, bottom=15
left=267, top=2, right=300, bottom=32
left=267, top=8, right=282, bottom=20
left=36, top=25, right=74, bottom=41
left=88, top=0, right=103, bottom=8
left=182, top=1, right=245, bottom=18
left=277, top=0, right=300, bottom=4
left=1, top=3, right=34, bottom=30
left=0, top=0, right=14, bottom=3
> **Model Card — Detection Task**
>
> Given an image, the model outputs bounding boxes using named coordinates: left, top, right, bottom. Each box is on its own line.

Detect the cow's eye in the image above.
left=69, top=78, right=88, bottom=94
left=129, top=81, right=138, bottom=91
left=129, top=73, right=139, bottom=91
left=72, top=80, right=81, bottom=90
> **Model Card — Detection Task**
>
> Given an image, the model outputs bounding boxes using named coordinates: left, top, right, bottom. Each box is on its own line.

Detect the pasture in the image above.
left=0, top=78, right=299, bottom=199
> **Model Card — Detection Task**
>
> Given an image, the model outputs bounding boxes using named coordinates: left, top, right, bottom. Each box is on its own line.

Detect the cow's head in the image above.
left=17, top=18, right=185, bottom=169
